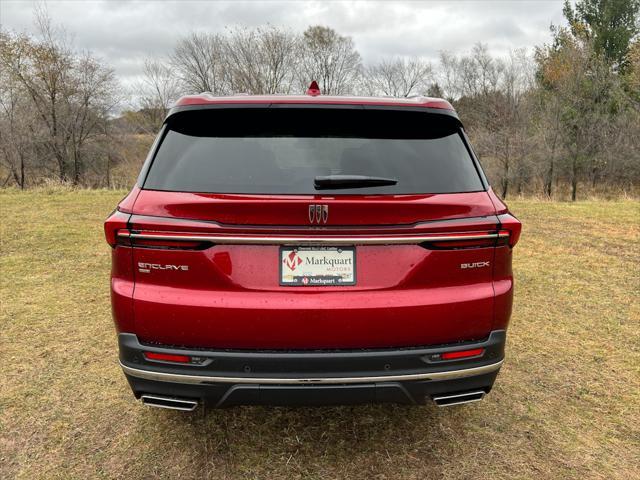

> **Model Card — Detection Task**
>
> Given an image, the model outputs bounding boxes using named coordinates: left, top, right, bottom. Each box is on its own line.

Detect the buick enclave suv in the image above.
left=105, top=86, right=521, bottom=410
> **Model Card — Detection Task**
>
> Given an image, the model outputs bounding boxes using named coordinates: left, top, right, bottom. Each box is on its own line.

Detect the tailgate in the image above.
left=125, top=191, right=501, bottom=349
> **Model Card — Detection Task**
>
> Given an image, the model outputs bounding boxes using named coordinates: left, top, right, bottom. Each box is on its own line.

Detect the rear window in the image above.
left=143, top=108, right=484, bottom=195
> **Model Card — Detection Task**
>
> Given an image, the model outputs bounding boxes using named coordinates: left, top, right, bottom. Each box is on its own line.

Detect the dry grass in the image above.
left=1, top=190, right=638, bottom=479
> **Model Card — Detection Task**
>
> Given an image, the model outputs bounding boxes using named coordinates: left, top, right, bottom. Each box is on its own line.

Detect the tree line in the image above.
left=1, top=0, right=639, bottom=199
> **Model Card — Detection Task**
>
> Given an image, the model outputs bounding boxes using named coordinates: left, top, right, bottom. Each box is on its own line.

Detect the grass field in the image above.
left=1, top=189, right=638, bottom=479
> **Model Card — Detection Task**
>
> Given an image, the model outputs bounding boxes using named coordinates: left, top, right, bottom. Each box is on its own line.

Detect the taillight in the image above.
left=116, top=230, right=210, bottom=250
left=423, top=231, right=509, bottom=250
left=498, top=213, right=522, bottom=247
left=104, top=210, right=130, bottom=247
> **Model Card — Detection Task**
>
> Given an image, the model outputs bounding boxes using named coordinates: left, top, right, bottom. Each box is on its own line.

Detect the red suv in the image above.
left=105, top=90, right=521, bottom=410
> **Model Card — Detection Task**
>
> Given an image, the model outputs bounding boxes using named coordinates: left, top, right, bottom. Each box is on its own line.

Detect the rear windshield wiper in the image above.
left=314, top=175, right=398, bottom=190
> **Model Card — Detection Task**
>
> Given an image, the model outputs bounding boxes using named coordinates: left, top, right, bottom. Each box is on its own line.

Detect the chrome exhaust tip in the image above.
left=140, top=394, right=198, bottom=411
left=432, top=390, right=486, bottom=407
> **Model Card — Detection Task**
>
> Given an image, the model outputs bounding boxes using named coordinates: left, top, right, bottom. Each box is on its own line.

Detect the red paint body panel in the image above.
left=132, top=280, right=495, bottom=349
left=486, top=187, right=509, bottom=214
left=492, top=246, right=514, bottom=331
left=117, top=185, right=141, bottom=213
left=110, top=246, right=135, bottom=333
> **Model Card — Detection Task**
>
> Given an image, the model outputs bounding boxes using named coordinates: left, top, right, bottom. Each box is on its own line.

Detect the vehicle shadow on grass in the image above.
left=140, top=401, right=481, bottom=475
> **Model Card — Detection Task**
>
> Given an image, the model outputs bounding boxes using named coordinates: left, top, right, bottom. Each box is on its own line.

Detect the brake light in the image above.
left=496, top=230, right=511, bottom=247
left=104, top=210, right=130, bottom=247
left=116, top=230, right=210, bottom=250
left=129, top=237, right=206, bottom=249
left=425, top=231, right=509, bottom=250
left=441, top=348, right=485, bottom=360
left=144, top=352, right=191, bottom=363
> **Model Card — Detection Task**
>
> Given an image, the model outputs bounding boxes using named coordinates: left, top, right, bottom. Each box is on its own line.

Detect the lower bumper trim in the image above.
left=120, top=360, right=503, bottom=386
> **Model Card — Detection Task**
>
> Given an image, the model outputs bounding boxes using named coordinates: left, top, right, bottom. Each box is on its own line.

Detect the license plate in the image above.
left=280, top=247, right=356, bottom=286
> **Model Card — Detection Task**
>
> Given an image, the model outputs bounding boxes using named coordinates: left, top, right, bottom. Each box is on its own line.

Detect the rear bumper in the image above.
left=119, top=330, right=505, bottom=407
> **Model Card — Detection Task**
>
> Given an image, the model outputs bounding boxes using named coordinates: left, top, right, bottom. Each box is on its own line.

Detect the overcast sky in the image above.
left=1, top=0, right=566, bottom=89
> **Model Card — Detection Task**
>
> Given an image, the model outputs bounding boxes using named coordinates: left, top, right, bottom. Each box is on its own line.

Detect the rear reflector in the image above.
left=144, top=352, right=191, bottom=363
left=441, top=348, right=484, bottom=360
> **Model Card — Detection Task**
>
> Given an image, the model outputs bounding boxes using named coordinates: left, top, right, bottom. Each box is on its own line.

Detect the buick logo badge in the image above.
left=309, top=204, right=329, bottom=224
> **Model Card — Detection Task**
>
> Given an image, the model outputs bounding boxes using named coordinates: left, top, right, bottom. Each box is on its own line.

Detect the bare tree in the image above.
left=439, top=45, right=536, bottom=197
left=67, top=52, right=118, bottom=183
left=493, top=50, right=534, bottom=197
left=297, top=26, right=362, bottom=94
left=170, top=32, right=229, bottom=94
left=531, top=85, right=564, bottom=197
left=224, top=26, right=298, bottom=94
left=440, top=43, right=505, bottom=100
left=0, top=17, right=72, bottom=181
left=135, top=59, right=182, bottom=132
left=438, top=51, right=461, bottom=100
left=363, top=57, right=433, bottom=97
left=0, top=59, right=32, bottom=188
left=0, top=8, right=119, bottom=185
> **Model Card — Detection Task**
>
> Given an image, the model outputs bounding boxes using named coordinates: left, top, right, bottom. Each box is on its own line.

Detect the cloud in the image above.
left=1, top=0, right=565, bottom=87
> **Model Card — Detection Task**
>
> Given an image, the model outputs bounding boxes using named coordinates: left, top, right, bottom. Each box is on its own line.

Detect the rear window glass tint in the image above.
left=143, top=108, right=484, bottom=195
